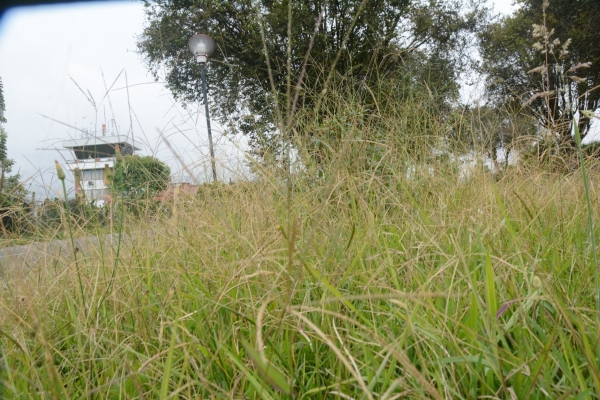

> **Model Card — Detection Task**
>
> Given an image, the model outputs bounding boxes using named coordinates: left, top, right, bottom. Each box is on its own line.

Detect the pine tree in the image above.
left=0, top=76, right=6, bottom=124
left=0, top=76, right=28, bottom=234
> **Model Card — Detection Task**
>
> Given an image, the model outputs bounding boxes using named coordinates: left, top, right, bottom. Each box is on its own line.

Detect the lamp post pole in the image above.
left=188, top=33, right=217, bottom=182
left=200, top=63, right=217, bottom=182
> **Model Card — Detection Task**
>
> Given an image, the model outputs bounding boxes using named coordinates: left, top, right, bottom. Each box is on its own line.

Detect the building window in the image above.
left=82, top=169, right=103, bottom=180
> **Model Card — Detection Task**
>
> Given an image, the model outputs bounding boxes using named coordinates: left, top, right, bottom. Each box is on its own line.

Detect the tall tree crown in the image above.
left=138, top=0, right=486, bottom=152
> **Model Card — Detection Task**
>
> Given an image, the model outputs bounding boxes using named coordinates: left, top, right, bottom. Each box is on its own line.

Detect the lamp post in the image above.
left=188, top=33, right=217, bottom=182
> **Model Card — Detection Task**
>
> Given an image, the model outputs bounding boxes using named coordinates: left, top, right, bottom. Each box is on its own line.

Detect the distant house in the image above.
left=62, top=135, right=142, bottom=205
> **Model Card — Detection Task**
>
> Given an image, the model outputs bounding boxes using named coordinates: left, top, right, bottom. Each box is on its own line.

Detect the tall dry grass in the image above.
left=2, top=2, right=599, bottom=393
left=1, top=87, right=600, bottom=397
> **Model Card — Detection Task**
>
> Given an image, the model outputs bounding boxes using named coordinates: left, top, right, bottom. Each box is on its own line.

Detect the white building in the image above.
left=62, top=135, right=142, bottom=205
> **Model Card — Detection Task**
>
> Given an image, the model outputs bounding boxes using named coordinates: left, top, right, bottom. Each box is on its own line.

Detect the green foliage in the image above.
left=0, top=172, right=30, bottom=234
left=0, top=77, right=29, bottom=235
left=138, top=0, right=487, bottom=160
left=0, top=77, right=6, bottom=124
left=479, top=0, right=600, bottom=144
left=0, top=128, right=13, bottom=173
left=111, top=155, right=170, bottom=200
left=0, top=76, right=6, bottom=124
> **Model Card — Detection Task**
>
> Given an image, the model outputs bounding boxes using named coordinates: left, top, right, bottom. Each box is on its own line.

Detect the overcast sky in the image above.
left=0, top=0, right=515, bottom=199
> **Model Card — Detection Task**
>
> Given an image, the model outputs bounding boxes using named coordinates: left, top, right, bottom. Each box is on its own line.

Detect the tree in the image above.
left=111, top=154, right=171, bottom=200
left=479, top=0, right=600, bottom=147
left=0, top=76, right=29, bottom=234
left=138, top=0, right=487, bottom=162
left=0, top=76, right=6, bottom=124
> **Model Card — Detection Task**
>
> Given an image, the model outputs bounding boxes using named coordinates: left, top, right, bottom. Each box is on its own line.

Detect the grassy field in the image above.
left=1, top=137, right=600, bottom=398
left=4, top=0, right=600, bottom=396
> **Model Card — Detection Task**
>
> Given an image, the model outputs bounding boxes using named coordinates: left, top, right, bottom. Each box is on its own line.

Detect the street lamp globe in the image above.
left=188, top=34, right=215, bottom=64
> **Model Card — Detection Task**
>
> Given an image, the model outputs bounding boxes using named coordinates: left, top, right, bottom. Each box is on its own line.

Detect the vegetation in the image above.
left=138, top=0, right=487, bottom=160
left=1, top=0, right=600, bottom=398
left=0, top=76, right=30, bottom=235
left=111, top=154, right=171, bottom=200
left=0, top=76, right=6, bottom=124
left=3, top=117, right=600, bottom=397
left=479, top=0, right=600, bottom=145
